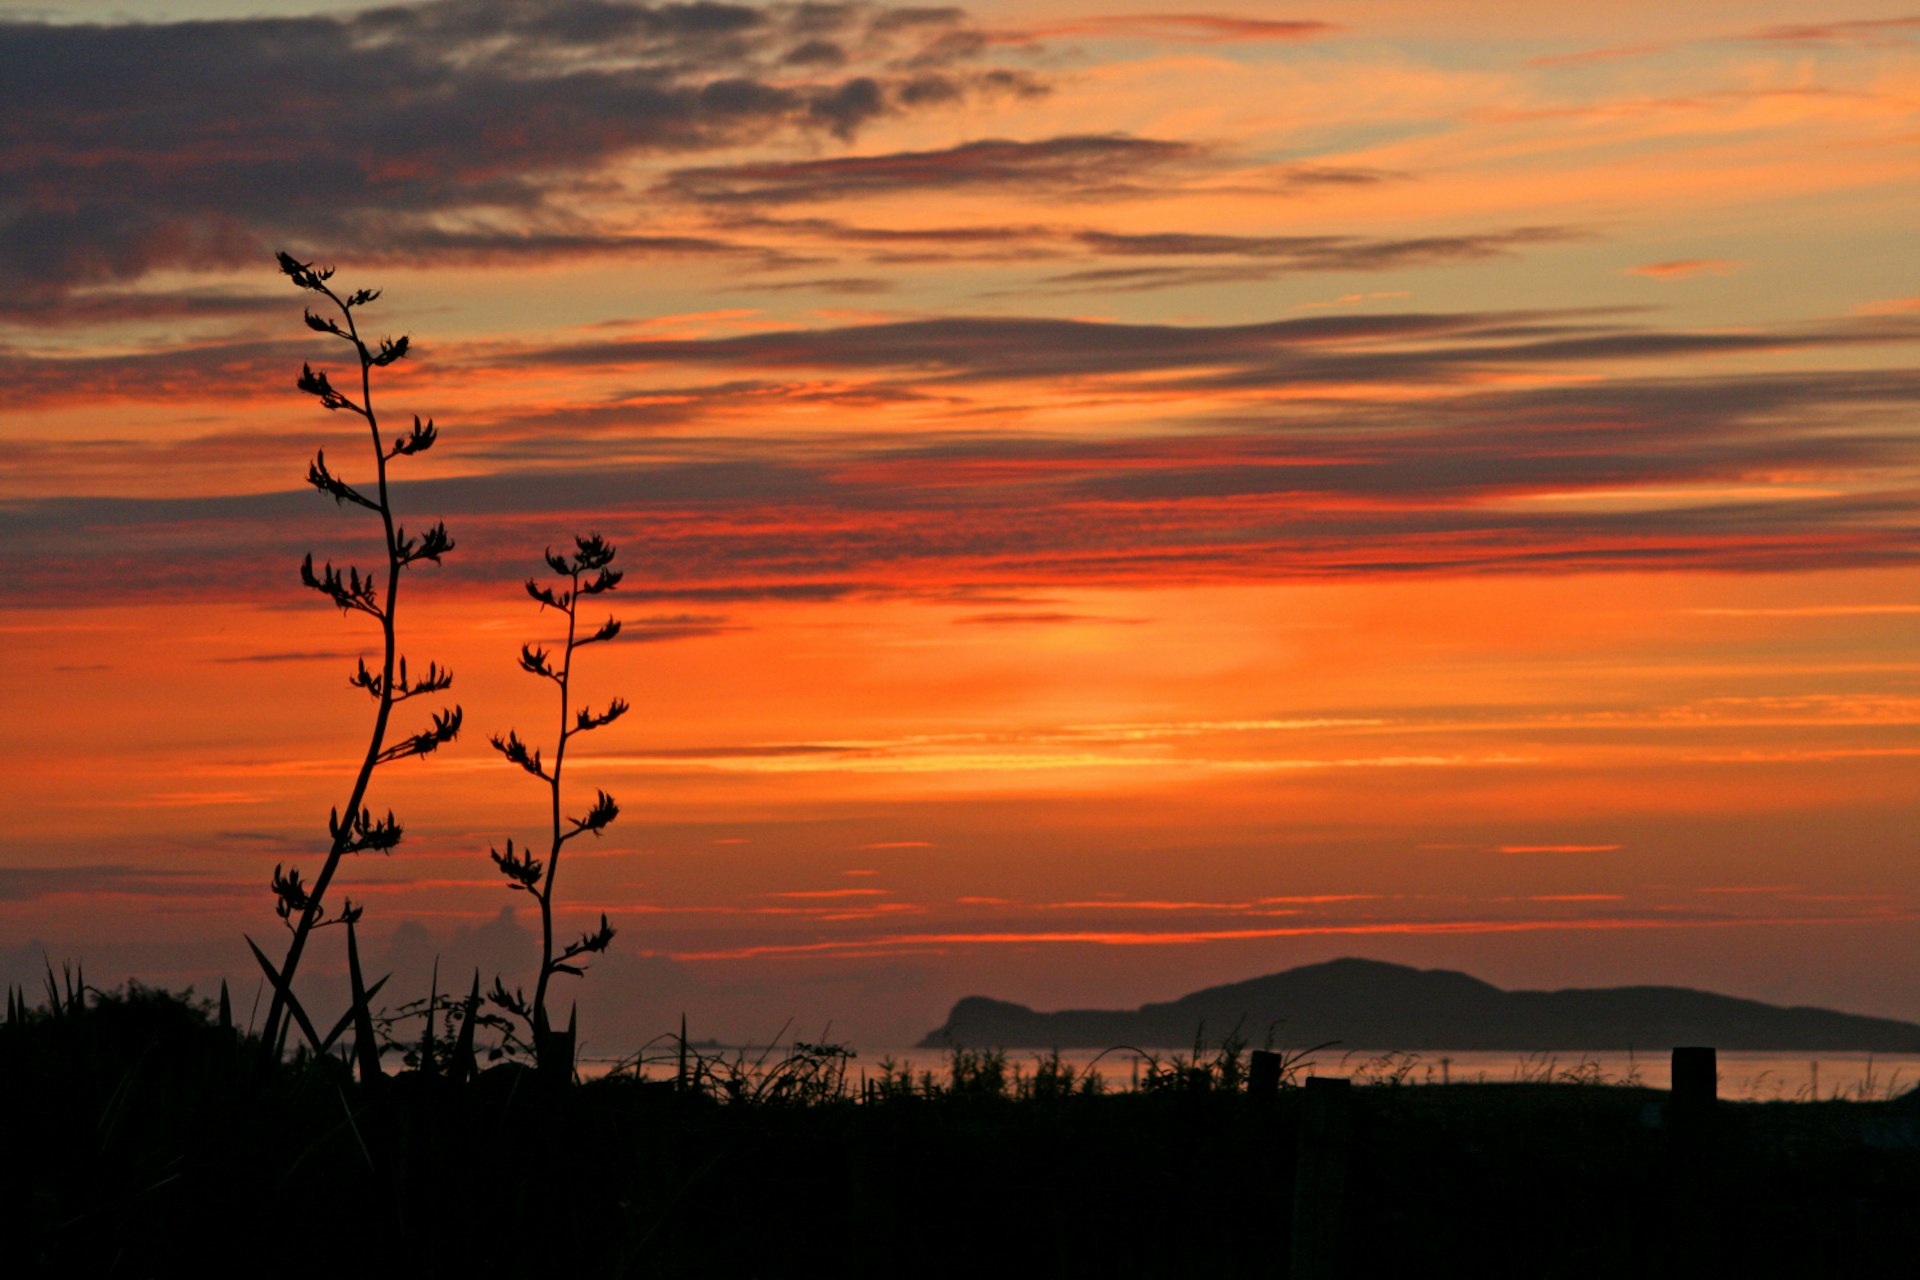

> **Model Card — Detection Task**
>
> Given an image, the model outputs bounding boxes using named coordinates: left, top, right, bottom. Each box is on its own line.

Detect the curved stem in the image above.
left=531, top=568, right=582, bottom=1037
left=264, top=285, right=403, bottom=1052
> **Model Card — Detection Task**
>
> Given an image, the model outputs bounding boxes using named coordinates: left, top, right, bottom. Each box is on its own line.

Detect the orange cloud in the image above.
left=1626, top=259, right=1746, bottom=279
left=1498, top=844, right=1623, bottom=854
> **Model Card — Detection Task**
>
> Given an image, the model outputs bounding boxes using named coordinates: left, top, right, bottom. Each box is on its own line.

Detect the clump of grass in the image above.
left=611, top=1025, right=861, bottom=1105
left=375, top=969, right=512, bottom=1078
left=1136, top=1024, right=1265, bottom=1093
left=1014, top=1049, right=1108, bottom=1100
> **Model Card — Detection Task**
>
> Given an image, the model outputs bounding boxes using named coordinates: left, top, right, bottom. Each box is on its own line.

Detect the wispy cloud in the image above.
left=670, top=909, right=1911, bottom=960
left=663, top=134, right=1199, bottom=205
left=1748, top=17, right=1920, bottom=46
left=1626, top=259, right=1747, bottom=279
left=1498, top=844, right=1623, bottom=855
left=1013, top=15, right=1339, bottom=45
left=0, top=864, right=245, bottom=901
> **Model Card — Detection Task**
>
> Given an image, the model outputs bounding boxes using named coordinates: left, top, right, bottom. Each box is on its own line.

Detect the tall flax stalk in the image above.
left=489, top=535, right=624, bottom=1071
left=255, top=253, right=461, bottom=1055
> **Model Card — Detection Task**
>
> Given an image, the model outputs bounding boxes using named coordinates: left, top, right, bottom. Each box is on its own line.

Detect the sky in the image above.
left=2, top=0, right=1917, bottom=1052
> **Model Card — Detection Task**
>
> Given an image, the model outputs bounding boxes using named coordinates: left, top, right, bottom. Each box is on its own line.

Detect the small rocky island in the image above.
left=919, top=957, right=1920, bottom=1052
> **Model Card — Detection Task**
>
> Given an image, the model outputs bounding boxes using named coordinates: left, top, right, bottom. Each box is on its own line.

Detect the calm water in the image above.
left=594, top=1044, right=1920, bottom=1101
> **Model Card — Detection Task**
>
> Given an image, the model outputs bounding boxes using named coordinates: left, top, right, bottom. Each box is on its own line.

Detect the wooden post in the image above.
left=1250, top=1049, right=1281, bottom=1097
left=1290, top=1076, right=1351, bottom=1280
left=1667, top=1046, right=1717, bottom=1268
left=1671, top=1046, right=1716, bottom=1112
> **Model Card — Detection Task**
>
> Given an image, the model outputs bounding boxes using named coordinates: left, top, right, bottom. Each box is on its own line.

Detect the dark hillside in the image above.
left=921, top=957, right=1920, bottom=1050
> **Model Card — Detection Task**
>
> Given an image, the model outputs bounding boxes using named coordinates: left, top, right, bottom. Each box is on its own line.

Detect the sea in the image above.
left=586, top=1045, right=1920, bottom=1102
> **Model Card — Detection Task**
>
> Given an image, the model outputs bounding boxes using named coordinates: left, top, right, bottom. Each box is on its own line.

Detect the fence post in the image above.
left=1250, top=1049, right=1281, bottom=1097
left=1668, top=1046, right=1717, bottom=1158
left=1667, top=1046, right=1717, bottom=1269
left=1290, top=1076, right=1351, bottom=1279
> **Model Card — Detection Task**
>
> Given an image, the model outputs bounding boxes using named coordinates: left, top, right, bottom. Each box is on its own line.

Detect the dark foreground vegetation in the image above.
left=7, top=983, right=1919, bottom=1279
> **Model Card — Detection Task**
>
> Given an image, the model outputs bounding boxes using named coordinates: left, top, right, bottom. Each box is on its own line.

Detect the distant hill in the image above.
left=917, top=958, right=1920, bottom=1052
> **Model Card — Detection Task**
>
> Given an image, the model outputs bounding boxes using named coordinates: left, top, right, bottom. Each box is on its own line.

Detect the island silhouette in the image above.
left=919, top=957, right=1920, bottom=1052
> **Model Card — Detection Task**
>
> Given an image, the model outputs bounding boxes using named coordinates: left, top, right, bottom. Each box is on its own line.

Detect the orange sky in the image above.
left=2, top=1, right=1917, bottom=1048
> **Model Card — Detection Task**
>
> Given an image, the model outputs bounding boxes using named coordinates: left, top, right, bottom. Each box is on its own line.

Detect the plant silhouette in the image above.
left=253, top=253, right=461, bottom=1058
left=488, top=534, right=626, bottom=1073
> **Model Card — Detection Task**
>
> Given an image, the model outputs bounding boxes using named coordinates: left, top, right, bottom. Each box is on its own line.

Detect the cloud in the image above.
left=1747, top=17, right=1920, bottom=47
left=505, top=308, right=1538, bottom=381
left=1041, top=226, right=1582, bottom=290
left=668, top=908, right=1905, bottom=960
left=0, top=287, right=289, bottom=328
left=695, top=210, right=1570, bottom=286
left=204, top=650, right=366, bottom=665
left=0, top=1, right=1035, bottom=310
left=955, top=611, right=1137, bottom=625
left=740, top=275, right=896, bottom=294
left=502, top=306, right=1917, bottom=390
left=4, top=303, right=1916, bottom=606
left=1528, top=15, right=1920, bottom=69
left=623, top=611, right=749, bottom=642
left=1498, top=844, right=1624, bottom=855
left=662, top=134, right=1200, bottom=204
left=0, top=864, right=244, bottom=902
left=1016, top=14, right=1338, bottom=44
left=0, top=339, right=296, bottom=409
left=1626, top=259, right=1746, bottom=279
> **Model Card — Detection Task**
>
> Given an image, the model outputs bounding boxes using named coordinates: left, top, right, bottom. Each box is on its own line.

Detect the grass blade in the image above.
left=245, top=933, right=324, bottom=1056
left=421, top=958, right=439, bottom=1075
left=343, top=917, right=384, bottom=1084
left=449, top=971, right=480, bottom=1084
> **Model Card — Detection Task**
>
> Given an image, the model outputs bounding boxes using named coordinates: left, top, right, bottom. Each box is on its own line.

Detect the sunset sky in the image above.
left=3, top=0, right=1917, bottom=1050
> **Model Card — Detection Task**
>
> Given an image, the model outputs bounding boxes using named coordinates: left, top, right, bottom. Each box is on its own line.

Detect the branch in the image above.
left=489, top=730, right=549, bottom=781
left=330, top=805, right=403, bottom=855
left=302, top=308, right=348, bottom=340
left=576, top=616, right=622, bottom=647
left=571, top=533, right=617, bottom=573
left=277, top=251, right=334, bottom=292
left=551, top=913, right=617, bottom=975
left=525, top=580, right=571, bottom=612
left=388, top=656, right=454, bottom=702
left=573, top=698, right=630, bottom=734
left=517, top=644, right=559, bottom=681
left=296, top=363, right=364, bottom=415
left=378, top=706, right=463, bottom=764
left=394, top=521, right=455, bottom=568
left=490, top=838, right=544, bottom=894
left=488, top=977, right=531, bottom=1024
left=300, top=554, right=383, bottom=618
left=271, top=862, right=311, bottom=927
left=306, top=449, right=379, bottom=510
left=578, top=565, right=623, bottom=596
left=387, top=415, right=438, bottom=460
left=560, top=789, right=619, bottom=844
left=348, top=656, right=382, bottom=699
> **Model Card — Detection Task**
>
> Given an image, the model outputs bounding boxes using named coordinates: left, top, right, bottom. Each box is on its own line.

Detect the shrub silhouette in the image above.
left=253, top=253, right=462, bottom=1058
left=487, top=534, right=626, bottom=1074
